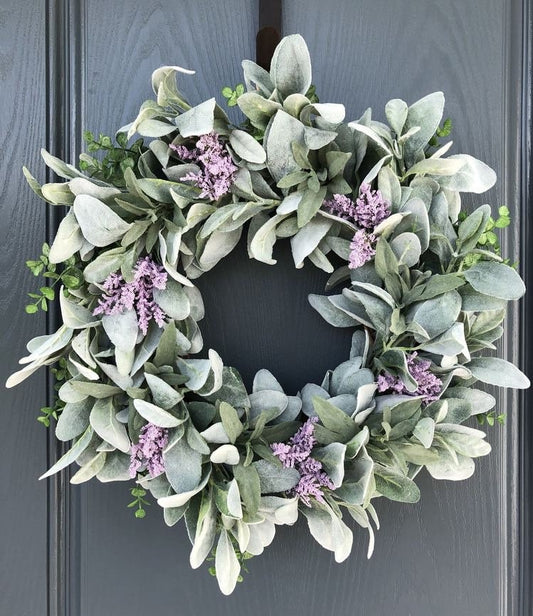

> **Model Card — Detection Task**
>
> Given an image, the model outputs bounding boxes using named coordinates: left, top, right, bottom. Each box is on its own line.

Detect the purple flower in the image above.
left=354, top=183, right=391, bottom=229
left=129, top=422, right=169, bottom=478
left=349, top=229, right=376, bottom=269
left=293, top=457, right=335, bottom=507
left=170, top=132, right=237, bottom=200
left=271, top=417, right=334, bottom=507
left=377, top=352, right=442, bottom=404
left=323, top=194, right=358, bottom=222
left=93, top=256, right=168, bottom=335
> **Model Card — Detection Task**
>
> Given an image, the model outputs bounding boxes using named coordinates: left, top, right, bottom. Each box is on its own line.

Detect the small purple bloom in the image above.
left=169, top=132, right=237, bottom=201
left=354, top=183, right=391, bottom=229
left=377, top=373, right=405, bottom=395
left=271, top=417, right=334, bottom=507
left=377, top=352, right=442, bottom=404
left=323, top=194, right=358, bottom=222
left=349, top=229, right=376, bottom=269
left=93, top=256, right=168, bottom=335
left=129, top=422, right=169, bottom=478
left=293, top=457, right=335, bottom=507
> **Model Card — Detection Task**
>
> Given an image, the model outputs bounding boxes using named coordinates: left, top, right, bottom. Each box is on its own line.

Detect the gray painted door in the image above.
left=1, top=1, right=528, bottom=615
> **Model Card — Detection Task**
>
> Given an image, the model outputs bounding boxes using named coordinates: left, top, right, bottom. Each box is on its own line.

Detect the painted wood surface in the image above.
left=0, top=2, right=48, bottom=615
left=0, top=0, right=528, bottom=614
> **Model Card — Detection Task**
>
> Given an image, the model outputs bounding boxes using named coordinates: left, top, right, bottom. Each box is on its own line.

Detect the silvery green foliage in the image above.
left=7, top=34, right=529, bottom=595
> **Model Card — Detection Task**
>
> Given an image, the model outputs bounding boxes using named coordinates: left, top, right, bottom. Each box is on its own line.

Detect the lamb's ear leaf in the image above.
left=302, top=502, right=353, bottom=563
left=215, top=529, right=241, bottom=596
left=402, top=92, right=445, bottom=158
left=464, top=262, right=525, bottom=300
left=270, top=34, right=312, bottom=98
left=39, top=426, right=94, bottom=479
left=466, top=357, right=530, bottom=389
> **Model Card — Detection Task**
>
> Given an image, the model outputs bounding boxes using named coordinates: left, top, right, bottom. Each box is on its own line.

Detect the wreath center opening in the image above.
left=196, top=238, right=351, bottom=391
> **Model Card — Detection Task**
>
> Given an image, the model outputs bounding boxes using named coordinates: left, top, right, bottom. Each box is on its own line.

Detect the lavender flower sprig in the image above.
left=324, top=184, right=391, bottom=270
left=93, top=256, right=168, bottom=335
left=170, top=132, right=237, bottom=201
left=377, top=352, right=442, bottom=404
left=129, top=422, right=169, bottom=478
left=271, top=417, right=334, bottom=507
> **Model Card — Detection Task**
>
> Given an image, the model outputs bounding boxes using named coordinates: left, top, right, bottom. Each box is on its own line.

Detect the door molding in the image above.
left=45, top=2, right=86, bottom=615
left=516, top=0, right=533, bottom=614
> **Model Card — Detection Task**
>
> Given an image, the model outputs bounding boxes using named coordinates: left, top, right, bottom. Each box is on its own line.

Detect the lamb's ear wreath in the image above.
left=9, top=34, right=529, bottom=594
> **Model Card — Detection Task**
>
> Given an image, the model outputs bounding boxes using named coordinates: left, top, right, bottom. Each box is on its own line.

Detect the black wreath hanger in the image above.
left=257, top=0, right=282, bottom=69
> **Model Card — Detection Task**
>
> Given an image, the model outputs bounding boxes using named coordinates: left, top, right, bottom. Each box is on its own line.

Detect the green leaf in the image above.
left=435, top=424, right=491, bottom=458
left=49, top=210, right=84, bottom=264
left=70, top=451, right=107, bottom=485
left=265, top=110, right=305, bottom=182
left=73, top=194, right=132, bottom=247
left=153, top=278, right=190, bottom=320
left=413, top=417, right=435, bottom=448
left=176, top=357, right=211, bottom=391
left=133, top=399, right=183, bottom=428
left=270, top=34, right=312, bottom=98
left=312, top=396, right=357, bottom=441
left=253, top=459, right=300, bottom=493
left=390, top=232, right=421, bottom=267
left=374, top=466, right=420, bottom=503
left=39, top=426, right=94, bottom=480
left=70, top=381, right=121, bottom=399
left=144, top=373, right=183, bottom=409
left=434, top=154, right=496, bottom=193
left=420, top=322, right=468, bottom=357
left=163, top=437, right=203, bottom=494
left=297, top=186, right=327, bottom=228
left=403, top=92, right=445, bottom=158
left=233, top=463, right=261, bottom=516
left=204, top=367, right=250, bottom=409
left=412, top=274, right=465, bottom=302
left=229, top=129, right=266, bottom=164
left=408, top=290, right=462, bottom=339
left=90, top=397, right=130, bottom=453
left=374, top=237, right=399, bottom=280
left=219, top=402, right=243, bottom=443
left=464, top=262, right=525, bottom=300
left=215, top=529, right=241, bottom=596
left=55, top=398, right=92, bottom=441
left=308, top=294, right=359, bottom=328
left=456, top=204, right=492, bottom=253
left=190, top=496, right=217, bottom=569
left=175, top=98, right=216, bottom=137
left=385, top=98, right=408, bottom=135
left=313, top=443, right=346, bottom=488
left=210, top=444, right=240, bottom=465
left=83, top=246, right=127, bottom=283
left=302, top=502, right=353, bottom=563
left=405, top=157, right=464, bottom=178
left=467, top=357, right=530, bottom=389
left=249, top=214, right=287, bottom=265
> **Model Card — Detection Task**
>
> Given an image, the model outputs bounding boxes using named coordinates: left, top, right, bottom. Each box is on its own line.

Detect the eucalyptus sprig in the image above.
left=128, top=487, right=150, bottom=519
left=78, top=130, right=144, bottom=187
left=222, top=83, right=245, bottom=107
left=25, top=243, right=83, bottom=314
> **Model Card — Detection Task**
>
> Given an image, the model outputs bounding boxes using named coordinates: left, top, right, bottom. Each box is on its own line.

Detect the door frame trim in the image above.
left=516, top=0, right=532, bottom=613
left=45, top=2, right=86, bottom=615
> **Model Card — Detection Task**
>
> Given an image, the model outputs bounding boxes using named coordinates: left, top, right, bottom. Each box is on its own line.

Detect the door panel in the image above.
left=0, top=3, right=48, bottom=616
left=1, top=1, right=527, bottom=615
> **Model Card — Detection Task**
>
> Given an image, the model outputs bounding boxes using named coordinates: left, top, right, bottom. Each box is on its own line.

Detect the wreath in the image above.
left=7, top=35, right=529, bottom=594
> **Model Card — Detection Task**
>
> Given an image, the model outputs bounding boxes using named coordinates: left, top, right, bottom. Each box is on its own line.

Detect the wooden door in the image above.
left=1, top=1, right=531, bottom=615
